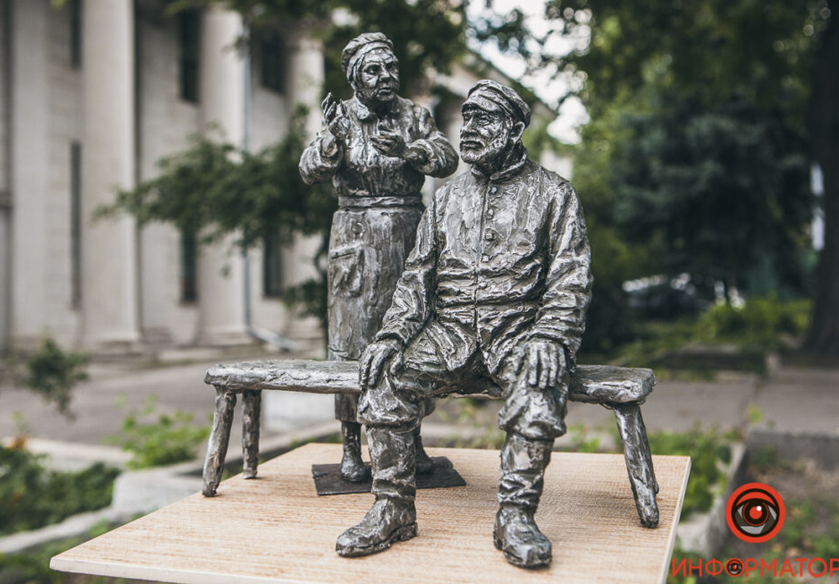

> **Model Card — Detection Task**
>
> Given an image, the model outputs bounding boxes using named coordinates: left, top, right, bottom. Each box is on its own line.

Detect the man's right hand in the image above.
left=359, top=339, right=400, bottom=390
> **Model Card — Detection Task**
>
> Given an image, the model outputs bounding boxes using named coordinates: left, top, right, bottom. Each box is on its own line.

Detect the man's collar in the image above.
left=353, top=96, right=400, bottom=121
left=470, top=147, right=528, bottom=182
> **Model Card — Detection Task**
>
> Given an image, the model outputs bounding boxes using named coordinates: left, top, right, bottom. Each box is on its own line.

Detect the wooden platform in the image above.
left=51, top=444, right=690, bottom=584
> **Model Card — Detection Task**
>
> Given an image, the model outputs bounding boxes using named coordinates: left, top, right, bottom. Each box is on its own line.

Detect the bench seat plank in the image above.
left=204, top=360, right=656, bottom=404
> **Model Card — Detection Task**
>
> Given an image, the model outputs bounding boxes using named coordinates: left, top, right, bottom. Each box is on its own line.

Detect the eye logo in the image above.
left=726, top=558, right=744, bottom=576
left=726, top=482, right=785, bottom=543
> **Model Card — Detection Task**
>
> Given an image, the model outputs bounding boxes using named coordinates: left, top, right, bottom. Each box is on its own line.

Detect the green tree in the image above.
left=506, top=0, right=834, bottom=350
left=609, top=92, right=812, bottom=294
left=804, top=0, right=839, bottom=354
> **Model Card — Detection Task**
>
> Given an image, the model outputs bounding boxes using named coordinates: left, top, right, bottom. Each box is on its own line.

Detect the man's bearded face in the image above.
left=353, top=50, right=400, bottom=106
left=459, top=103, right=511, bottom=168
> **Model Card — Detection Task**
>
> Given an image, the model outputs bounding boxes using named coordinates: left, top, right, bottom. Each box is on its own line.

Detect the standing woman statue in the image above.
left=300, top=33, right=458, bottom=482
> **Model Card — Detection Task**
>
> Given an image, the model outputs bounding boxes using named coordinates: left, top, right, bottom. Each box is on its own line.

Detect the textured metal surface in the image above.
left=312, top=457, right=466, bottom=496
left=203, top=387, right=237, bottom=497
left=299, top=32, right=456, bottom=430
left=204, top=359, right=362, bottom=394
left=199, top=74, right=660, bottom=571
left=241, top=390, right=261, bottom=479
left=204, top=359, right=655, bottom=403
left=298, top=34, right=456, bottom=478
left=334, top=79, right=651, bottom=568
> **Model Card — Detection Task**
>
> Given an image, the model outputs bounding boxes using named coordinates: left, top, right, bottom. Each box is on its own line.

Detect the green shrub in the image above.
left=107, top=395, right=211, bottom=469
left=649, top=427, right=734, bottom=517
left=693, top=296, right=811, bottom=351
left=9, top=338, right=90, bottom=419
left=0, top=444, right=120, bottom=537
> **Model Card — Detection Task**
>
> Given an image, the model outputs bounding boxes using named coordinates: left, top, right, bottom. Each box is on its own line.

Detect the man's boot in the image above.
left=336, top=426, right=417, bottom=556
left=414, top=423, right=434, bottom=474
left=493, top=432, right=554, bottom=568
left=340, top=421, right=369, bottom=482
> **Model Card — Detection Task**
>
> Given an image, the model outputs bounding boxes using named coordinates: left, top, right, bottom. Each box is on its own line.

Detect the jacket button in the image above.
left=481, top=254, right=490, bottom=263
left=485, top=232, right=494, bottom=241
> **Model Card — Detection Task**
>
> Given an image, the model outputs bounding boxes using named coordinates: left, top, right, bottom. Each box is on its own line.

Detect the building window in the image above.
left=70, top=142, right=82, bottom=308
left=180, top=231, right=198, bottom=303
left=70, top=0, right=82, bottom=69
left=178, top=10, right=200, bottom=103
left=263, top=229, right=283, bottom=298
left=260, top=32, right=285, bottom=94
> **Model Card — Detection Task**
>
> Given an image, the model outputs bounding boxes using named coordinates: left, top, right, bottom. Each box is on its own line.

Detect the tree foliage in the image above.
left=1, top=338, right=89, bottom=420
left=610, top=93, right=812, bottom=293
left=97, top=113, right=335, bottom=251
left=485, top=0, right=834, bottom=354
left=176, top=0, right=469, bottom=97
left=535, top=0, right=829, bottom=115
left=97, top=111, right=336, bottom=322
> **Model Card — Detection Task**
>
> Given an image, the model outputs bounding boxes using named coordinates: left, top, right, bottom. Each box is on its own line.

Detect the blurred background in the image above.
left=0, top=1, right=836, bottom=583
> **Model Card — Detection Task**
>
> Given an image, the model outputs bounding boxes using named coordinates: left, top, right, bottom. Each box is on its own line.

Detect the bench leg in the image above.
left=202, top=387, right=237, bottom=497
left=242, top=389, right=261, bottom=479
left=611, top=403, right=659, bottom=528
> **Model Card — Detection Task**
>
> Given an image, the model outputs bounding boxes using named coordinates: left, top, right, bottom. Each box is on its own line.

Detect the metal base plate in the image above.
left=311, top=456, right=467, bottom=495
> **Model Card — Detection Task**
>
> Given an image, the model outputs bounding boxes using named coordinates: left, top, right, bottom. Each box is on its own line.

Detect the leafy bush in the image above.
left=693, top=296, right=811, bottom=350
left=107, top=396, right=211, bottom=469
left=0, top=444, right=119, bottom=536
left=606, top=296, right=811, bottom=370
left=8, top=338, right=89, bottom=419
left=649, top=427, right=734, bottom=517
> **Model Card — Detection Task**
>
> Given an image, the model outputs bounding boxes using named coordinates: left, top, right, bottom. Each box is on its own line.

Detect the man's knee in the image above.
left=497, top=379, right=568, bottom=441
left=357, top=367, right=421, bottom=428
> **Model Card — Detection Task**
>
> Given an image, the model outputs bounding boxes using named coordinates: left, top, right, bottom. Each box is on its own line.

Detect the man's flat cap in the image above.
left=463, top=79, right=531, bottom=127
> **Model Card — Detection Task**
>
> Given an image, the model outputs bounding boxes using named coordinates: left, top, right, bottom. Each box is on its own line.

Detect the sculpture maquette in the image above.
left=299, top=33, right=459, bottom=482
left=334, top=78, right=595, bottom=569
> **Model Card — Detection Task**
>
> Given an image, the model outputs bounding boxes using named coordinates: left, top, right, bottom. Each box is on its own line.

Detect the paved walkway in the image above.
left=1, top=349, right=837, bottom=460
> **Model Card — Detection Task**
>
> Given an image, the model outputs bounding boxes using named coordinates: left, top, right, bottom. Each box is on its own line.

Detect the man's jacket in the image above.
left=375, top=153, right=593, bottom=375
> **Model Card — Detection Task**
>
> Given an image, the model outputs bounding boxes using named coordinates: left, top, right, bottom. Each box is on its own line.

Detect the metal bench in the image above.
left=201, top=359, right=660, bottom=527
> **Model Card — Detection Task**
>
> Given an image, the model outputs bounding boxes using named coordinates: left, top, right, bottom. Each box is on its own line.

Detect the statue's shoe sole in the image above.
left=336, top=523, right=418, bottom=557
left=493, top=531, right=552, bottom=569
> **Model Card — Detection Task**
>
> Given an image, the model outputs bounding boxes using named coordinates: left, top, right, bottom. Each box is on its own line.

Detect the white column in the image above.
left=0, top=1, right=11, bottom=353
left=0, top=192, right=8, bottom=354
left=79, top=0, right=139, bottom=350
left=285, top=30, right=324, bottom=140
left=280, top=30, right=325, bottom=344
left=196, top=6, right=248, bottom=345
left=10, top=0, right=51, bottom=348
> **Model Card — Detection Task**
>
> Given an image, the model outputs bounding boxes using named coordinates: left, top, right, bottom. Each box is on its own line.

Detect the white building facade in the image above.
left=0, top=0, right=324, bottom=353
left=0, top=0, right=568, bottom=356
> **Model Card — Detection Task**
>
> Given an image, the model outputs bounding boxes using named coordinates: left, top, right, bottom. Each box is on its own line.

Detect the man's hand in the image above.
left=521, top=341, right=567, bottom=389
left=370, top=129, right=406, bottom=157
left=322, top=93, right=350, bottom=143
left=359, top=339, right=401, bottom=390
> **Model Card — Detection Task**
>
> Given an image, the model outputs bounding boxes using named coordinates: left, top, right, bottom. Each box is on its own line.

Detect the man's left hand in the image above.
left=521, top=341, right=566, bottom=389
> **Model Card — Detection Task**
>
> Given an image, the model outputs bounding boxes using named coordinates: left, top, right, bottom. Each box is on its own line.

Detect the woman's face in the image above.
left=354, top=49, right=400, bottom=105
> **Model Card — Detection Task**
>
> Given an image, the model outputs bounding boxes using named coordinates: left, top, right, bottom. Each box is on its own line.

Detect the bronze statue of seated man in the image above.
left=336, top=79, right=593, bottom=569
